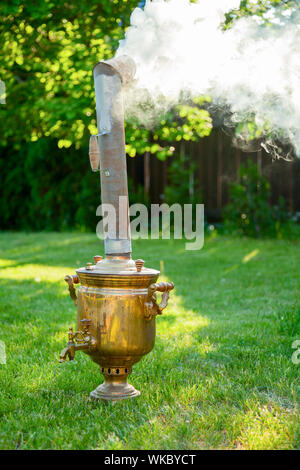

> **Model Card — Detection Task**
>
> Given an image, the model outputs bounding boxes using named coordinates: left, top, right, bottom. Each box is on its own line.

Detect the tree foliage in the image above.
left=0, top=0, right=295, bottom=231
left=0, top=0, right=213, bottom=156
left=0, top=0, right=140, bottom=149
left=226, top=0, right=299, bottom=25
left=223, top=160, right=297, bottom=238
left=0, top=0, right=292, bottom=153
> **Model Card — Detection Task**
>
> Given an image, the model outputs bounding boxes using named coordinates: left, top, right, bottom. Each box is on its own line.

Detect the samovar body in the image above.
left=77, top=271, right=158, bottom=368
left=61, top=259, right=173, bottom=401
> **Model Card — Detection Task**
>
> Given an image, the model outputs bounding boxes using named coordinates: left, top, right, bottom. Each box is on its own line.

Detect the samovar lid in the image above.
left=75, top=257, right=160, bottom=287
left=78, top=256, right=159, bottom=274
left=76, top=258, right=159, bottom=288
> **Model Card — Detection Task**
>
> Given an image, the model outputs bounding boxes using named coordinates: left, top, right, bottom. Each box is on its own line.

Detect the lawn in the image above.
left=0, top=232, right=299, bottom=450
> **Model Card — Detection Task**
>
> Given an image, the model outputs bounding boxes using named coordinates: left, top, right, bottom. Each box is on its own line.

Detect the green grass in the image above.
left=0, top=232, right=299, bottom=450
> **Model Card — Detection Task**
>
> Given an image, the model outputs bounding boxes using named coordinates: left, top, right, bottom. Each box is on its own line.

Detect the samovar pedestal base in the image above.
left=90, top=368, right=140, bottom=403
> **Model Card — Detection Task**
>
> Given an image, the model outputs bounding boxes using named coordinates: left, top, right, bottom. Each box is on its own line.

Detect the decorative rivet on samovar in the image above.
left=135, top=259, right=144, bottom=272
left=58, top=55, right=174, bottom=403
left=93, top=255, right=103, bottom=264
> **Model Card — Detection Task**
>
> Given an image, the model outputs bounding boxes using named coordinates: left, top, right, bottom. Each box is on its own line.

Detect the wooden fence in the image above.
left=126, top=128, right=300, bottom=219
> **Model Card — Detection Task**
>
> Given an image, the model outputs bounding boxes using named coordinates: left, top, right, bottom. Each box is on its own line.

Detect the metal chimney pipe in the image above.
left=93, top=55, right=136, bottom=259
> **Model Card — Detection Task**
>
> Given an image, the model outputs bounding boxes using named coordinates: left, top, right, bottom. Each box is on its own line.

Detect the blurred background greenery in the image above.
left=0, top=0, right=299, bottom=236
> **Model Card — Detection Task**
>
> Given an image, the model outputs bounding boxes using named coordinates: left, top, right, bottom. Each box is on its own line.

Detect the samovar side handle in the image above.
left=64, top=274, right=79, bottom=306
left=145, top=282, right=174, bottom=320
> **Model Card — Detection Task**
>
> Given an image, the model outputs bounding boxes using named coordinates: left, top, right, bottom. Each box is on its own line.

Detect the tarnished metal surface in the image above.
left=59, top=260, right=174, bottom=402
left=93, top=55, right=136, bottom=85
left=93, top=56, right=136, bottom=257
left=89, top=135, right=100, bottom=172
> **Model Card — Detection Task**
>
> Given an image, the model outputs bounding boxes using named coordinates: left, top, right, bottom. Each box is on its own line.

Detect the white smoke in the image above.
left=117, top=0, right=300, bottom=158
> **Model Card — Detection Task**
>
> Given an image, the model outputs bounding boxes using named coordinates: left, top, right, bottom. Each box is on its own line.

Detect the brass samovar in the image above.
left=59, top=56, right=174, bottom=402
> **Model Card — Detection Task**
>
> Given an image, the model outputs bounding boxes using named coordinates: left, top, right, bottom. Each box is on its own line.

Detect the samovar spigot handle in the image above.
left=59, top=327, right=76, bottom=362
left=68, top=327, right=75, bottom=342
left=80, top=318, right=91, bottom=333
left=59, top=320, right=96, bottom=363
